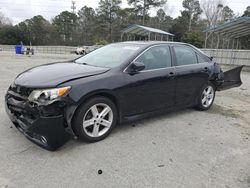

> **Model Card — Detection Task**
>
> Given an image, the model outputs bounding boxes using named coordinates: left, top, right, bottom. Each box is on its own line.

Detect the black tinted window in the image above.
left=174, top=45, right=197, bottom=66
left=136, top=45, right=171, bottom=70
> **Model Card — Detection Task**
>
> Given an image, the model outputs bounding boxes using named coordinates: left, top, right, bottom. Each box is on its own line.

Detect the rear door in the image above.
left=172, top=44, right=212, bottom=106
left=217, top=65, right=243, bottom=91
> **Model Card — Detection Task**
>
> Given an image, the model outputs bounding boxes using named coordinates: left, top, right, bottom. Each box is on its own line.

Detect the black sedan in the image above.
left=5, top=41, right=243, bottom=150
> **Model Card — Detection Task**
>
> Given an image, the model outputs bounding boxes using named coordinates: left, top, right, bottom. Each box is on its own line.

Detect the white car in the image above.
left=75, top=47, right=87, bottom=55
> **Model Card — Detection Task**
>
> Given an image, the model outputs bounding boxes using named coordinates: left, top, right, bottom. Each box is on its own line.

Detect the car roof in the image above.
left=116, top=41, right=189, bottom=47
left=117, top=41, right=210, bottom=58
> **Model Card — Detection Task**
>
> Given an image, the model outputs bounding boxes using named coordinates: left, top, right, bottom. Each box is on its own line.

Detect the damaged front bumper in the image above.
left=5, top=86, right=71, bottom=151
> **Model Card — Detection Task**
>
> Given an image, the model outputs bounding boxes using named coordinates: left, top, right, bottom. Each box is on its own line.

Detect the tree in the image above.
left=243, top=5, right=250, bottom=16
left=201, top=0, right=224, bottom=27
left=0, top=12, right=12, bottom=27
left=182, top=32, right=204, bottom=47
left=0, top=25, right=20, bottom=44
left=182, top=0, right=202, bottom=31
left=157, top=8, right=166, bottom=28
left=52, top=11, right=77, bottom=45
left=77, top=6, right=97, bottom=45
left=127, top=0, right=167, bottom=25
left=97, top=0, right=122, bottom=42
left=17, top=15, right=55, bottom=45
left=116, top=7, right=139, bottom=26
left=170, top=12, right=190, bottom=41
left=221, top=6, right=234, bottom=22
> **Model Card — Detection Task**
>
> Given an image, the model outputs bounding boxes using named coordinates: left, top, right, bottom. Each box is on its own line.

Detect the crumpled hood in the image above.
left=14, top=62, right=110, bottom=88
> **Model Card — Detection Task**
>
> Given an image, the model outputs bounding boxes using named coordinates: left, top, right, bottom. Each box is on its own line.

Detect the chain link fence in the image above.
left=0, top=45, right=76, bottom=54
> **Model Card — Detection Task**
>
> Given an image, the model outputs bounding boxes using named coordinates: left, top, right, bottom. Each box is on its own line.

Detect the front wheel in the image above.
left=72, top=97, right=117, bottom=142
left=196, top=83, right=215, bottom=111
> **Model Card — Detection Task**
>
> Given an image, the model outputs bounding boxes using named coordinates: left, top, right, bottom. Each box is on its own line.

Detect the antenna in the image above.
left=71, top=1, right=76, bottom=14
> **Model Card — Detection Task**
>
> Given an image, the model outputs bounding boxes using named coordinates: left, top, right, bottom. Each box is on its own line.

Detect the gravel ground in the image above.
left=0, top=52, right=250, bottom=188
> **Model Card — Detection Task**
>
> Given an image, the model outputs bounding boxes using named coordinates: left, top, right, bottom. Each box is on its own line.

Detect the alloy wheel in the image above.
left=82, top=103, right=113, bottom=137
left=201, top=85, right=214, bottom=108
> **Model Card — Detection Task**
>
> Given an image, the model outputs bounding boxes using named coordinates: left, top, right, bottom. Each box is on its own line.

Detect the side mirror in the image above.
left=210, top=56, right=214, bottom=60
left=127, top=62, right=145, bottom=74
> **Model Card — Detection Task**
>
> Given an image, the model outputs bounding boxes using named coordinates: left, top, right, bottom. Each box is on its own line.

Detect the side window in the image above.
left=196, top=53, right=207, bottom=63
left=136, top=45, right=171, bottom=70
left=174, top=45, right=198, bottom=66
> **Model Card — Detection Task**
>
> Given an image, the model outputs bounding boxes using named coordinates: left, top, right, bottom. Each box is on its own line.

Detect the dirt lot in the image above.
left=0, top=52, right=250, bottom=188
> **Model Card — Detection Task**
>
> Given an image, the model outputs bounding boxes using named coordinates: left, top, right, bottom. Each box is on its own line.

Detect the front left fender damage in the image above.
left=5, top=87, right=75, bottom=150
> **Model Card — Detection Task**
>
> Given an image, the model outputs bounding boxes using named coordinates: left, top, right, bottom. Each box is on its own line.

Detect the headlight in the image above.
left=28, top=86, right=71, bottom=102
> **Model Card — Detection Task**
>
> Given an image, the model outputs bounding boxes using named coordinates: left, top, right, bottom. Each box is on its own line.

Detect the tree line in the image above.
left=0, top=0, right=249, bottom=48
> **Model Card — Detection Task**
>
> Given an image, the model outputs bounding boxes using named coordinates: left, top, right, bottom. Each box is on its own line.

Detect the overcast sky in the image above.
left=0, top=0, right=249, bottom=25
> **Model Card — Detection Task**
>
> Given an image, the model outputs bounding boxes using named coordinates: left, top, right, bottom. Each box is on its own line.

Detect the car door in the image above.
left=120, top=45, right=176, bottom=116
left=172, top=44, right=211, bottom=106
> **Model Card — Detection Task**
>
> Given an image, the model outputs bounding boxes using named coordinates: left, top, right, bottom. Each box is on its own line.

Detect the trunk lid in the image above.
left=217, top=65, right=243, bottom=91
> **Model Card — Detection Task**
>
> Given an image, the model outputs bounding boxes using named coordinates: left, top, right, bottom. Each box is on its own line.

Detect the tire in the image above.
left=196, top=83, right=215, bottom=111
left=72, top=96, right=117, bottom=142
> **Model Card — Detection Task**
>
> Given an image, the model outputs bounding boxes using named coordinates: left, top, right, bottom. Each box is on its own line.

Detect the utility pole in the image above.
left=71, top=1, right=76, bottom=14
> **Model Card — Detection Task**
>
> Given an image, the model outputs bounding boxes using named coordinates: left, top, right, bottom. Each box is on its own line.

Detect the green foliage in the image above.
left=170, top=11, right=189, bottom=41
left=96, top=0, right=122, bottom=42
left=77, top=6, right=97, bottom=45
left=182, top=0, right=202, bottom=18
left=127, top=0, right=166, bottom=24
left=182, top=32, right=204, bottom=47
left=243, top=6, right=250, bottom=16
left=182, top=0, right=202, bottom=31
left=0, top=25, right=20, bottom=44
left=52, top=11, right=78, bottom=45
left=127, top=0, right=166, bottom=12
left=15, top=15, right=57, bottom=45
left=221, top=6, right=235, bottom=22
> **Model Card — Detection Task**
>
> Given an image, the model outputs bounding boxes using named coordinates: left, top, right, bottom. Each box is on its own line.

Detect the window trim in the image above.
left=196, top=52, right=209, bottom=64
left=123, top=44, right=173, bottom=73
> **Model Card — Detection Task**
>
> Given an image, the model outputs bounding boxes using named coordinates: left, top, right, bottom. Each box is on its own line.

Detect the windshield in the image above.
left=75, top=43, right=142, bottom=68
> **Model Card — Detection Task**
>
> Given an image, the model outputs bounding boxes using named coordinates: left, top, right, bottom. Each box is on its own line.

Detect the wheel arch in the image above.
left=66, top=90, right=121, bottom=136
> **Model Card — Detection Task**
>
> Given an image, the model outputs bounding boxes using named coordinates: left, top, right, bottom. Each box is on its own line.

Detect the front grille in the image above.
left=9, top=83, right=33, bottom=98
left=6, top=84, right=34, bottom=118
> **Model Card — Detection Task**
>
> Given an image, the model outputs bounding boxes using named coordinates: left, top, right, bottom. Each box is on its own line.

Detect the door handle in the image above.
left=169, top=72, right=174, bottom=76
left=203, top=67, right=208, bottom=72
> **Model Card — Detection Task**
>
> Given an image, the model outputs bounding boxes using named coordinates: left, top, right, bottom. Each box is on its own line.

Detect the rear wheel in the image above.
left=196, top=83, right=215, bottom=110
left=73, top=97, right=117, bottom=142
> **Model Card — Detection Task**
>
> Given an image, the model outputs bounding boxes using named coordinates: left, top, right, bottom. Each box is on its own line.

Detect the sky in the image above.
left=0, top=0, right=249, bottom=25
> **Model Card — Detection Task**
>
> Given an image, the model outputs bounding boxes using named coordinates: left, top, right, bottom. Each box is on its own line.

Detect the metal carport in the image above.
left=121, top=24, right=174, bottom=41
left=203, top=16, right=250, bottom=65
left=203, top=16, right=250, bottom=49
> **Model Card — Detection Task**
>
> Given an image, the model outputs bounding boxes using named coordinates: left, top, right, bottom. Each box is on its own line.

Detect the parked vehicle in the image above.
left=22, top=46, right=34, bottom=55
left=5, top=41, right=243, bottom=150
left=75, top=45, right=103, bottom=55
left=75, top=46, right=87, bottom=55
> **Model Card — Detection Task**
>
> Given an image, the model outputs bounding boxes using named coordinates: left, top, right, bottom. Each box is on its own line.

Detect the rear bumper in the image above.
left=5, top=93, right=70, bottom=151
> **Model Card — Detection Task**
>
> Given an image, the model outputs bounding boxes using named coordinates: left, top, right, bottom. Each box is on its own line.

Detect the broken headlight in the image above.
left=28, top=86, right=71, bottom=102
